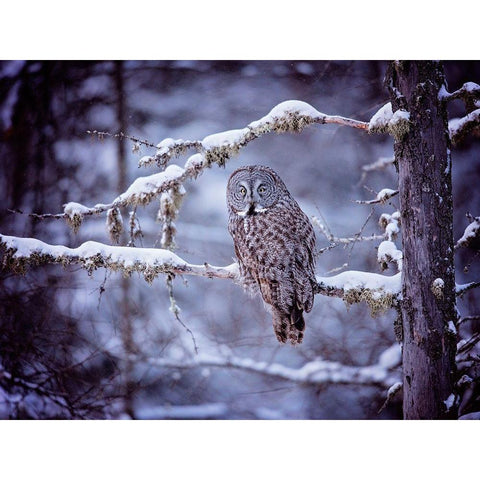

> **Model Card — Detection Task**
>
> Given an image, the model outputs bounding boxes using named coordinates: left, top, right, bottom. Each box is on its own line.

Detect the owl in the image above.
left=226, top=165, right=316, bottom=345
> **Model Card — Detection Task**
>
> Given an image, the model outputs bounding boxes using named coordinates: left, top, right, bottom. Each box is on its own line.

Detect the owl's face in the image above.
left=227, top=165, right=286, bottom=216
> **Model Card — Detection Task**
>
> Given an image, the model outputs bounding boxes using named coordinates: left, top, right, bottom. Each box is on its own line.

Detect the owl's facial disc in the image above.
left=235, top=179, right=268, bottom=216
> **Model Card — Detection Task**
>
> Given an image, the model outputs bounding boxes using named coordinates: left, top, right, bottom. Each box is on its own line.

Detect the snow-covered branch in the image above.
left=312, top=216, right=385, bottom=245
left=18, top=100, right=369, bottom=236
left=449, top=109, right=480, bottom=145
left=455, top=214, right=480, bottom=250
left=368, top=102, right=410, bottom=141
left=0, top=234, right=238, bottom=283
left=440, top=83, right=480, bottom=144
left=358, top=156, right=395, bottom=184
left=137, top=100, right=369, bottom=169
left=441, top=82, right=480, bottom=104
left=456, top=282, right=480, bottom=298
left=355, top=188, right=399, bottom=205
left=136, top=343, right=402, bottom=389
left=1, top=234, right=401, bottom=307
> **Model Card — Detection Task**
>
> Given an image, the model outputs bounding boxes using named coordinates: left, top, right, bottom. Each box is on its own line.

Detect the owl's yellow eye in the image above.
left=239, top=186, right=247, bottom=196
left=258, top=185, right=266, bottom=194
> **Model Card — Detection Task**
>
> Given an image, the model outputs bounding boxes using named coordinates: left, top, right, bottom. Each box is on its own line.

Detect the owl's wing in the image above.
left=229, top=215, right=260, bottom=296
left=292, top=209, right=316, bottom=312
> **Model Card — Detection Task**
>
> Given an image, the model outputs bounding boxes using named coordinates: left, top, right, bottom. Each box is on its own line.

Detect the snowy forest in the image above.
left=1, top=60, right=479, bottom=420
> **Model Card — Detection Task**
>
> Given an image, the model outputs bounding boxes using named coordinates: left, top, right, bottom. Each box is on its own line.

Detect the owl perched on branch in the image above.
left=226, top=165, right=316, bottom=345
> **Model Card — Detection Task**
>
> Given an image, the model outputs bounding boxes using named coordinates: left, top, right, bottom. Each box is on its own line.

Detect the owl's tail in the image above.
left=273, top=306, right=305, bottom=345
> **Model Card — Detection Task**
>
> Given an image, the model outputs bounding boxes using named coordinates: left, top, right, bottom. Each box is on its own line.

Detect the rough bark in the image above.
left=387, top=61, right=457, bottom=419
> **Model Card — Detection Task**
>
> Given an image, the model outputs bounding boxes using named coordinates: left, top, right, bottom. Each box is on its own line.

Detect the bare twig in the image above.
left=312, top=216, right=385, bottom=245
left=456, top=282, right=480, bottom=297
left=87, top=130, right=158, bottom=149
left=458, top=315, right=480, bottom=326
left=166, top=273, right=198, bottom=355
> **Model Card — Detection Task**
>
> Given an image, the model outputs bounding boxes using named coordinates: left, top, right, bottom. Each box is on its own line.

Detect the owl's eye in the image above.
left=258, top=185, right=266, bottom=194
left=239, top=186, right=247, bottom=196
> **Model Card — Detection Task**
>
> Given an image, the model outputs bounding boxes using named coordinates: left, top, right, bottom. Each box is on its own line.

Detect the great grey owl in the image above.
left=226, top=165, right=316, bottom=345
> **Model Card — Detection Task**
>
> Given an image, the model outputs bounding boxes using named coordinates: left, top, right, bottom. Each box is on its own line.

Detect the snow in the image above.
left=438, top=84, right=449, bottom=100
left=156, top=137, right=177, bottom=151
left=114, top=164, right=185, bottom=205
left=377, top=241, right=403, bottom=271
left=378, top=344, right=402, bottom=369
left=463, top=81, right=480, bottom=92
left=390, top=108, right=410, bottom=125
left=386, top=381, right=402, bottom=397
left=184, top=153, right=205, bottom=170
left=135, top=402, right=228, bottom=420
left=376, top=188, right=397, bottom=202
left=201, top=128, right=249, bottom=149
left=449, top=109, right=480, bottom=139
left=368, top=102, right=393, bottom=131
left=456, top=217, right=480, bottom=247
left=447, top=320, right=457, bottom=335
left=144, top=348, right=400, bottom=388
left=248, top=100, right=323, bottom=130
left=1, top=234, right=185, bottom=267
left=63, top=201, right=91, bottom=217
left=385, top=222, right=399, bottom=239
left=317, top=270, right=401, bottom=295
left=444, top=393, right=455, bottom=411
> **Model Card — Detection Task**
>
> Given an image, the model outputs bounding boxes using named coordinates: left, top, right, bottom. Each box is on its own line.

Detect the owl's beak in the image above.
left=248, top=201, right=267, bottom=215
left=247, top=203, right=256, bottom=215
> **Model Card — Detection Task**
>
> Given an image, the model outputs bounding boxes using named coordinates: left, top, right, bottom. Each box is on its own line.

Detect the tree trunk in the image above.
left=387, top=61, right=457, bottom=419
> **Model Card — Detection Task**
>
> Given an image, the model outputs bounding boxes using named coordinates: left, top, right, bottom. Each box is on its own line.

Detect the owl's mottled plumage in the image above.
left=226, top=165, right=316, bottom=345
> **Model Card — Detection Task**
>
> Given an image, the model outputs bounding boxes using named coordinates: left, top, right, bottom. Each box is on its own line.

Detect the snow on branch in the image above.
left=455, top=214, right=480, bottom=250
left=137, top=343, right=402, bottom=389
left=0, top=234, right=401, bottom=307
left=449, top=109, right=480, bottom=145
left=368, top=102, right=410, bottom=141
left=359, top=156, right=395, bottom=184
left=22, top=100, right=369, bottom=235
left=439, top=82, right=480, bottom=144
left=316, top=270, right=400, bottom=314
left=456, top=282, right=480, bottom=298
left=441, top=82, right=480, bottom=104
left=137, top=100, right=369, bottom=168
left=0, top=234, right=238, bottom=283
left=355, top=188, right=399, bottom=205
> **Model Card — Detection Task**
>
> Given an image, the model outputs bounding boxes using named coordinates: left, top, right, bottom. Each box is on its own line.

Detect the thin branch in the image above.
left=166, top=273, right=198, bottom=354
left=311, top=216, right=385, bottom=245
left=456, top=281, right=480, bottom=297
left=457, top=333, right=480, bottom=355
left=87, top=130, right=158, bottom=149
left=355, top=188, right=399, bottom=205
left=133, top=343, right=401, bottom=389
left=358, top=156, right=395, bottom=185
left=458, top=315, right=480, bottom=326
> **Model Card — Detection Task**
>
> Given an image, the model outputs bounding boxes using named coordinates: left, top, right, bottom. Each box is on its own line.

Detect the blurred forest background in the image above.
left=1, top=60, right=479, bottom=419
